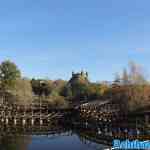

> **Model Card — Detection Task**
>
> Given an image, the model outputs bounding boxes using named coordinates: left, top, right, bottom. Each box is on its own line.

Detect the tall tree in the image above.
left=114, top=73, right=121, bottom=84
left=128, top=61, right=147, bottom=85
left=122, top=68, right=129, bottom=85
left=0, top=60, right=21, bottom=90
left=12, top=78, right=33, bottom=105
left=31, top=79, right=52, bottom=97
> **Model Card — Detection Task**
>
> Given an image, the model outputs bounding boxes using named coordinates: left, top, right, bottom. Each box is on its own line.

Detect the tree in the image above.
left=52, top=79, right=67, bottom=95
left=88, top=83, right=108, bottom=100
left=122, top=68, right=129, bottom=85
left=0, top=60, right=21, bottom=90
left=111, top=61, right=150, bottom=112
left=31, top=79, right=52, bottom=97
left=70, top=82, right=89, bottom=101
left=12, top=78, right=33, bottom=105
left=128, top=61, right=147, bottom=85
left=60, top=85, right=73, bottom=99
left=114, top=73, right=121, bottom=84
left=47, top=90, right=68, bottom=108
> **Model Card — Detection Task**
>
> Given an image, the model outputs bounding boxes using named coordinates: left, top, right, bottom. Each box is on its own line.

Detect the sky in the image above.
left=0, top=0, right=148, bottom=81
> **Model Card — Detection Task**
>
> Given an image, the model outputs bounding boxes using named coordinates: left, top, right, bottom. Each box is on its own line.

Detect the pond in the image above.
left=0, top=120, right=149, bottom=150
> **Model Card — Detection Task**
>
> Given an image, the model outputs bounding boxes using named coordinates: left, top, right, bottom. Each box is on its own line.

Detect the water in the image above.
left=0, top=128, right=110, bottom=150
left=29, top=134, right=108, bottom=150
left=0, top=120, right=149, bottom=150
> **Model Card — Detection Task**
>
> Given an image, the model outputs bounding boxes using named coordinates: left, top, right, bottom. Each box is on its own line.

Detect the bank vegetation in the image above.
left=0, top=60, right=149, bottom=113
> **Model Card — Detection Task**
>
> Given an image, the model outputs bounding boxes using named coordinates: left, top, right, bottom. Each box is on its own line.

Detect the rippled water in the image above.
left=0, top=120, right=149, bottom=150
left=0, top=129, right=110, bottom=150
left=28, top=134, right=109, bottom=150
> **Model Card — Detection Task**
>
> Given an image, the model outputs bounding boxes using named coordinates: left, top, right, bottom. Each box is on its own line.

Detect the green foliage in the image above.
left=88, top=83, right=109, bottom=99
left=61, top=79, right=109, bottom=102
left=0, top=59, right=149, bottom=112
left=110, top=61, right=150, bottom=112
left=31, top=79, right=52, bottom=97
left=60, top=85, right=73, bottom=98
left=0, top=60, right=21, bottom=89
left=46, top=90, right=68, bottom=108
left=12, top=78, right=33, bottom=105
left=52, top=79, right=67, bottom=95
left=73, top=82, right=89, bottom=100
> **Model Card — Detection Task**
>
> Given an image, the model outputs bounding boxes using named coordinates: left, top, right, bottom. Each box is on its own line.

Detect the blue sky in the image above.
left=0, top=0, right=148, bottom=81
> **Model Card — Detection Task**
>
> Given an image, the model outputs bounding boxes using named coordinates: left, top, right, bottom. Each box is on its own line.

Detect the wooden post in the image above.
left=23, top=119, right=26, bottom=125
left=145, top=114, right=149, bottom=125
left=31, top=118, right=34, bottom=125
left=40, top=118, right=43, bottom=125
left=6, top=117, right=8, bottom=124
left=23, top=105, right=26, bottom=125
left=14, top=118, right=17, bottom=125
left=1, top=118, right=4, bottom=123
left=31, top=105, right=34, bottom=125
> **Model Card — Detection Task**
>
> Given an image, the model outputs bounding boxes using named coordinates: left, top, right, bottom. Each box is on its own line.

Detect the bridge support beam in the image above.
left=1, top=118, right=4, bottom=123
left=6, top=118, right=8, bottom=124
left=22, top=119, right=26, bottom=125
left=40, top=119, right=43, bottom=125
left=31, top=118, right=34, bottom=125
left=14, top=118, right=17, bottom=125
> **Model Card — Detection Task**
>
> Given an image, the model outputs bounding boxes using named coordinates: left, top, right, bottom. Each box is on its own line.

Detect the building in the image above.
left=69, top=71, right=89, bottom=84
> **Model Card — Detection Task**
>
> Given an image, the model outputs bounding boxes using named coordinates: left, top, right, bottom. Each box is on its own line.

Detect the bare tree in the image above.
left=122, top=68, right=129, bottom=85
left=128, top=61, right=147, bottom=85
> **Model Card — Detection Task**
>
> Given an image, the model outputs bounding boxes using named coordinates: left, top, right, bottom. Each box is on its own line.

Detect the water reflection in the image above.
left=0, top=120, right=149, bottom=150
left=0, top=134, right=31, bottom=150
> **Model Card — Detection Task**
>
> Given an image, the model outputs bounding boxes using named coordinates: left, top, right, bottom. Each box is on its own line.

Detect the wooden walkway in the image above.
left=0, top=100, right=123, bottom=125
left=79, top=101, right=121, bottom=123
left=0, top=99, right=149, bottom=125
left=0, top=103, right=74, bottom=125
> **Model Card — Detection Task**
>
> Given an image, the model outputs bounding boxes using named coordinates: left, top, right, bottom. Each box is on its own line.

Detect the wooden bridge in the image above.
left=0, top=99, right=149, bottom=126
left=0, top=103, right=74, bottom=125
left=0, top=100, right=124, bottom=125
left=79, top=100, right=121, bottom=123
